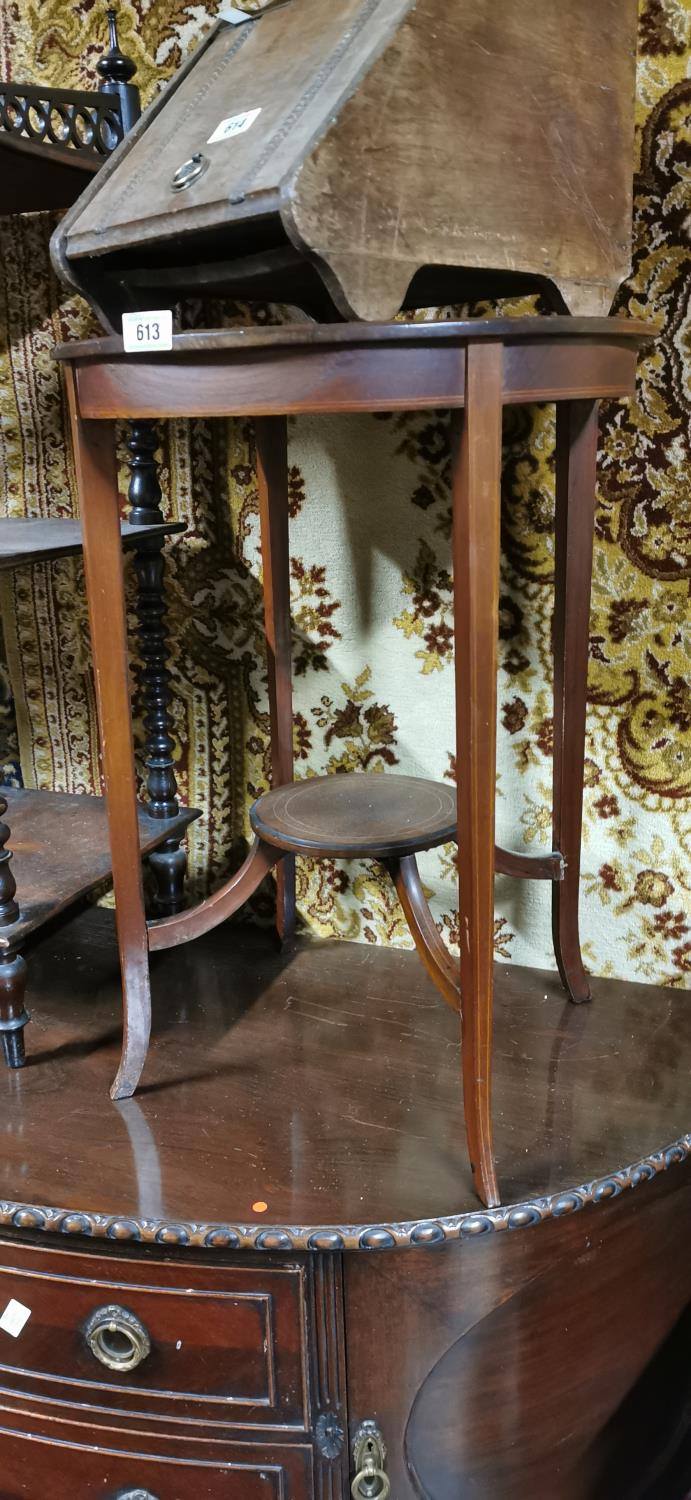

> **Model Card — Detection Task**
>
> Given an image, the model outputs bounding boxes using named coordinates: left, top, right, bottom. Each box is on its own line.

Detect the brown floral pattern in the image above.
left=0, top=0, right=688, bottom=985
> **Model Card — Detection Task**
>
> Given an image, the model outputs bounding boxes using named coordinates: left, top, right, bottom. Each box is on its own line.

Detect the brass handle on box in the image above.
left=84, top=1304, right=151, bottom=1373
left=171, top=152, right=209, bottom=191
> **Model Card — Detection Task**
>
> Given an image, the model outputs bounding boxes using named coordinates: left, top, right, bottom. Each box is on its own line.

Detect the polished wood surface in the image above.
left=251, top=773, right=457, bottom=858
left=61, top=332, right=648, bottom=423
left=0, top=1432, right=314, bottom=1499
left=0, top=790, right=194, bottom=948
left=1, top=906, right=689, bottom=1245
left=0, top=909, right=689, bottom=1498
left=55, top=317, right=654, bottom=359
left=345, top=1166, right=691, bottom=1500
left=0, top=517, right=183, bottom=570
left=0, top=1244, right=311, bottom=1425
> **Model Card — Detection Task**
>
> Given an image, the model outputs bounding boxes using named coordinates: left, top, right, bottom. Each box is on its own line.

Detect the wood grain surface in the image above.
left=0, top=789, right=194, bottom=948
left=54, top=0, right=638, bottom=323
left=0, top=517, right=183, bottom=570
left=250, top=773, right=457, bottom=857
left=1, top=906, right=689, bottom=1243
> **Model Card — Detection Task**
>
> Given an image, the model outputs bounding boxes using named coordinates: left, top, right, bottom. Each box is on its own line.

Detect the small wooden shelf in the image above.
left=0, top=133, right=98, bottom=215
left=250, top=773, right=457, bottom=859
left=0, top=518, right=184, bottom=571
left=0, top=788, right=196, bottom=948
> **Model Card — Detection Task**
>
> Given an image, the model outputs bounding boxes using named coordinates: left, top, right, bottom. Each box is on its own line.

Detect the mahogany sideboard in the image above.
left=0, top=907, right=690, bottom=1500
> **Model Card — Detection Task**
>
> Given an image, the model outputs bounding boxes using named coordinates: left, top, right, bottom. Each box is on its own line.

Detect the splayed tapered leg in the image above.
left=451, top=343, right=504, bottom=1210
left=66, top=372, right=151, bottom=1100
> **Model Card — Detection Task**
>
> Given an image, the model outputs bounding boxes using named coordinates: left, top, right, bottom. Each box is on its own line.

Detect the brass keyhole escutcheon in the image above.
left=351, top=1420, right=390, bottom=1500
left=171, top=151, right=209, bottom=191
left=84, top=1304, right=151, bottom=1373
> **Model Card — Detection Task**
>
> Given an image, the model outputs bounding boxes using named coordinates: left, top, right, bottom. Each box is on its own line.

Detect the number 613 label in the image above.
left=122, top=310, right=173, bottom=353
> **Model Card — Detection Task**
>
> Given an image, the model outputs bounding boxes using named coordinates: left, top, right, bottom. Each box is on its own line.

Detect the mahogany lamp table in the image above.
left=56, top=316, right=651, bottom=1210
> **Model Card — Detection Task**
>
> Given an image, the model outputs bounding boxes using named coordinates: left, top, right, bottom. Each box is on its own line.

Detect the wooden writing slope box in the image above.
left=52, top=0, right=638, bottom=328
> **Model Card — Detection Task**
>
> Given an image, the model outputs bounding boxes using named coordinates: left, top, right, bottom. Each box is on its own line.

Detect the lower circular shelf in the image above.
left=249, top=772, right=457, bottom=859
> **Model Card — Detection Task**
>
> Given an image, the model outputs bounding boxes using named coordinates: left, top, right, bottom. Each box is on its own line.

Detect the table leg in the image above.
left=452, top=343, right=503, bottom=1210
left=0, top=947, right=28, bottom=1069
left=256, top=416, right=296, bottom=943
left=552, top=401, right=599, bottom=1005
left=65, top=372, right=152, bottom=1100
left=0, top=793, right=27, bottom=1067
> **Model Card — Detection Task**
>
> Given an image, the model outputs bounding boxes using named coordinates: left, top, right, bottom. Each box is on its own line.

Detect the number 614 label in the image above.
left=122, top=310, right=173, bottom=353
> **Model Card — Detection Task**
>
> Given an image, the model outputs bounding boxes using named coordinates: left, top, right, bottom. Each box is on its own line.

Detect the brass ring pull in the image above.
left=84, top=1304, right=151, bottom=1373
left=351, top=1421, right=390, bottom=1500
left=351, top=1469, right=390, bottom=1500
left=171, top=152, right=209, bottom=191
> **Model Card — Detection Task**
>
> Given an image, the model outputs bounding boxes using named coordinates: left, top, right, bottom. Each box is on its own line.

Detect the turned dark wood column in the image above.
left=126, top=421, right=186, bottom=916
left=552, top=401, right=600, bottom=1004
left=0, top=792, right=27, bottom=1067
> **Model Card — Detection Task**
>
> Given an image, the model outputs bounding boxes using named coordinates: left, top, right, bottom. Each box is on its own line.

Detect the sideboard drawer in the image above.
left=0, top=1428, right=313, bottom=1499
left=0, top=1251, right=309, bottom=1429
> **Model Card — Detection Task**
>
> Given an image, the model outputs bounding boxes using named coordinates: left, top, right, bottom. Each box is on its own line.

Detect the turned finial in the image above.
left=97, top=8, right=137, bottom=86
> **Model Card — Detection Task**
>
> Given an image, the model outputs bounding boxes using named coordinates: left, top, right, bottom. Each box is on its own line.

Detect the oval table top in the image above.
left=53, top=315, right=655, bottom=363
left=1, top=907, right=688, bottom=1255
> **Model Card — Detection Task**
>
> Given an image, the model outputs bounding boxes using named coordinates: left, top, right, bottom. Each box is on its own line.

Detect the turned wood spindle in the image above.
left=96, top=7, right=140, bottom=135
left=126, top=421, right=186, bottom=916
left=0, top=794, right=19, bottom=926
left=0, top=793, right=28, bottom=1068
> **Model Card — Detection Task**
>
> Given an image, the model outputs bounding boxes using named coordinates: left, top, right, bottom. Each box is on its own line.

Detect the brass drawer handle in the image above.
left=117, top=1492, right=160, bottom=1500
left=352, top=1469, right=390, bottom=1500
left=118, top=1493, right=160, bottom=1500
left=84, top=1304, right=151, bottom=1373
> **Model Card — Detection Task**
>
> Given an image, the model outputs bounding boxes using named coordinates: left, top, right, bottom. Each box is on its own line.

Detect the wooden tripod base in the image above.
left=250, top=769, right=581, bottom=1201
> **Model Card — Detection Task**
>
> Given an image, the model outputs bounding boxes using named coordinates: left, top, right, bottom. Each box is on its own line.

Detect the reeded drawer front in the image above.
left=0, top=1252, right=308, bottom=1428
left=0, top=1428, right=313, bottom=1499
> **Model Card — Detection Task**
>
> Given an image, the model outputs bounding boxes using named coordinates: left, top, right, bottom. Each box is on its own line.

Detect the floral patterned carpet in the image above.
left=0, top=0, right=688, bottom=987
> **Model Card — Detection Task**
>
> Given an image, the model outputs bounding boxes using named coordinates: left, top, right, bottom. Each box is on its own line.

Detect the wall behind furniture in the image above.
left=0, top=0, right=688, bottom=987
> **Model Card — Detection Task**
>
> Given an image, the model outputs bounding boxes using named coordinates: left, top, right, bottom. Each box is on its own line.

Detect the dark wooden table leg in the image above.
left=255, top=416, right=296, bottom=944
left=552, top=401, right=599, bottom=1005
left=452, top=343, right=503, bottom=1210
left=127, top=420, right=186, bottom=917
left=0, top=948, right=28, bottom=1068
left=65, top=370, right=152, bottom=1100
left=0, top=793, right=28, bottom=1068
